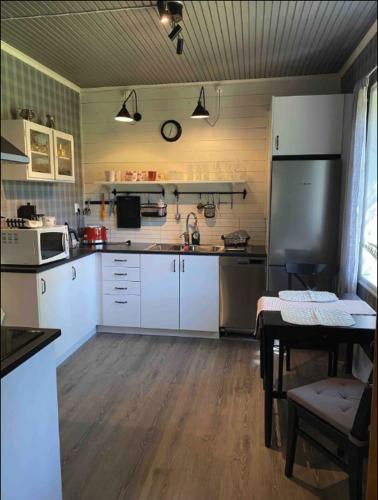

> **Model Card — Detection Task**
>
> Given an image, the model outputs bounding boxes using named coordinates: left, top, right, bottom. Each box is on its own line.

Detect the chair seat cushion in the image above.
left=288, top=378, right=365, bottom=435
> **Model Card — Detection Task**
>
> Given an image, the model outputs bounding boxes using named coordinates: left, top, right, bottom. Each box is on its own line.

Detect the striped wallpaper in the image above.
left=0, top=50, right=83, bottom=227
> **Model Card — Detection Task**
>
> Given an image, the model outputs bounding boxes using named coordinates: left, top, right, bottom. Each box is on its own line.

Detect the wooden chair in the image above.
left=277, top=263, right=339, bottom=392
left=285, top=346, right=373, bottom=500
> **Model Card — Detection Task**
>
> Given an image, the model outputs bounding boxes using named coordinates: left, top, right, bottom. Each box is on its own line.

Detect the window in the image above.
left=359, top=81, right=377, bottom=295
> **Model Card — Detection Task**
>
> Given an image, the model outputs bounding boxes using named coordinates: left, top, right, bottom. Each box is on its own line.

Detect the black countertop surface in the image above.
left=1, top=243, right=266, bottom=273
left=1, top=326, right=61, bottom=378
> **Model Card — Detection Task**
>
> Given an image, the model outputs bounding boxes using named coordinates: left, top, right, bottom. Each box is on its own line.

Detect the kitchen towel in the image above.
left=116, top=196, right=141, bottom=228
left=280, top=306, right=355, bottom=326
left=278, top=290, right=338, bottom=302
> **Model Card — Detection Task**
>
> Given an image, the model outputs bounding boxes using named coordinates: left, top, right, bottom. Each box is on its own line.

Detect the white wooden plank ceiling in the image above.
left=1, top=1, right=377, bottom=87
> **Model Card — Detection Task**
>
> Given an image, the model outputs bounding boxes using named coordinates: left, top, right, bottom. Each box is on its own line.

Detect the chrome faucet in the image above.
left=181, top=212, right=198, bottom=245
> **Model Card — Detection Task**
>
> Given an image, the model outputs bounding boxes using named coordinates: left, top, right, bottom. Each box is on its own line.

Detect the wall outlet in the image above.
left=74, top=203, right=80, bottom=213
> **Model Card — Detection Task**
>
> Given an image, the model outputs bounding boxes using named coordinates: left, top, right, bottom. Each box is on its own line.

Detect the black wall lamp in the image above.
left=191, top=86, right=210, bottom=119
left=191, top=86, right=222, bottom=127
left=114, top=89, right=142, bottom=123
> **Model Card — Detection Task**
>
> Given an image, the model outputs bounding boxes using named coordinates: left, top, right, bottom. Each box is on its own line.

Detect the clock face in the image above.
left=161, top=120, right=182, bottom=142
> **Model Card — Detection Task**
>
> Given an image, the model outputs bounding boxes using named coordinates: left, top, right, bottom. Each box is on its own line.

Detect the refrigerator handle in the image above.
left=275, top=135, right=279, bottom=150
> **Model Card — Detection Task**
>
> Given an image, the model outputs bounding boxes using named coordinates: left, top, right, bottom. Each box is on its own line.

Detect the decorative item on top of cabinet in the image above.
left=1, top=119, right=75, bottom=183
left=45, top=115, right=55, bottom=129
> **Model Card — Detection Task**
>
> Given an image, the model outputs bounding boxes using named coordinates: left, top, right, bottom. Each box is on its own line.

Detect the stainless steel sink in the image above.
left=146, top=243, right=178, bottom=251
left=147, top=243, right=223, bottom=253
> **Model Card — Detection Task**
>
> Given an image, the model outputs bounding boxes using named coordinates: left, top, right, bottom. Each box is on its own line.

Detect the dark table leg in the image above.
left=346, top=343, right=354, bottom=374
left=263, top=329, right=274, bottom=448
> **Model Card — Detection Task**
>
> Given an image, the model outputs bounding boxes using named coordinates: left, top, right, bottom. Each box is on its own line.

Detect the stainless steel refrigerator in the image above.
left=267, top=157, right=341, bottom=291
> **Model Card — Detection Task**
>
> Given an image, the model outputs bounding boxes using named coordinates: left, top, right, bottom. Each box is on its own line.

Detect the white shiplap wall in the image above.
left=81, top=75, right=340, bottom=245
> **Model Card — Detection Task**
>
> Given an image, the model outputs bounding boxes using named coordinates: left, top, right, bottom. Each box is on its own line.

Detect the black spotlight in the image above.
left=169, top=23, right=182, bottom=41
left=176, top=37, right=184, bottom=55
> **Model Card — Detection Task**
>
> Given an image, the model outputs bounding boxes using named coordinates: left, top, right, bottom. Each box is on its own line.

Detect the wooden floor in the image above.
left=58, top=333, right=349, bottom=500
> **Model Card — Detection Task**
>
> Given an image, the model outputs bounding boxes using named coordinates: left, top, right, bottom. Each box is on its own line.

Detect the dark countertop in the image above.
left=1, top=243, right=266, bottom=273
left=1, top=326, right=61, bottom=378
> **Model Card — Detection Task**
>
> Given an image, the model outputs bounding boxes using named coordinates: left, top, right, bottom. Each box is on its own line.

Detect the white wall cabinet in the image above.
left=179, top=255, right=219, bottom=332
left=141, top=254, right=180, bottom=330
left=140, top=254, right=219, bottom=333
left=271, top=94, right=344, bottom=156
left=1, top=119, right=75, bottom=183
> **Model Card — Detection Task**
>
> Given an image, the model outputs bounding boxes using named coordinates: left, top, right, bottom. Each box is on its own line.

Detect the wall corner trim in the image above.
left=339, top=20, right=377, bottom=78
left=1, top=41, right=81, bottom=93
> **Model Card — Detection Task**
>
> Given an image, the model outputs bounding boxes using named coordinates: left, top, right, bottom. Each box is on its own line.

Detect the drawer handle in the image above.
left=114, top=259, right=127, bottom=262
left=115, top=300, right=128, bottom=304
left=115, top=287, right=128, bottom=290
left=114, top=272, right=128, bottom=276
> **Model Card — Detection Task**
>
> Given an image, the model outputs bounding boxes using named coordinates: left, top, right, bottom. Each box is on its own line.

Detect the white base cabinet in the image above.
left=1, top=344, right=62, bottom=500
left=141, top=254, right=179, bottom=330
left=140, top=254, right=219, bottom=334
left=101, top=253, right=141, bottom=328
left=179, top=255, right=219, bottom=332
left=1, top=254, right=98, bottom=365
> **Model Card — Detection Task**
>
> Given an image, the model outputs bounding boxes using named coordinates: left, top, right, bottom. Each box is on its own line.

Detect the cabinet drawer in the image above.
left=103, top=280, right=140, bottom=295
left=102, top=295, right=140, bottom=327
left=102, top=267, right=140, bottom=281
left=102, top=253, right=140, bottom=268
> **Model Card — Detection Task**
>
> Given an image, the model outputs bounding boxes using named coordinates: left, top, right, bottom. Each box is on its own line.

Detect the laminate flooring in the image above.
left=58, top=333, right=350, bottom=500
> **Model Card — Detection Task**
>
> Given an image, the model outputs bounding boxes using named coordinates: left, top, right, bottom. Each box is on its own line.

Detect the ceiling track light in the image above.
left=176, top=36, right=184, bottom=55
left=169, top=23, right=182, bottom=41
left=191, top=86, right=210, bottom=119
left=157, top=1, right=183, bottom=23
left=158, top=1, right=185, bottom=55
left=115, top=89, right=142, bottom=123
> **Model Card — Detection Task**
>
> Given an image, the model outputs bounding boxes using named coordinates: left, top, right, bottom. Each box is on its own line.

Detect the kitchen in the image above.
left=1, top=2, right=377, bottom=500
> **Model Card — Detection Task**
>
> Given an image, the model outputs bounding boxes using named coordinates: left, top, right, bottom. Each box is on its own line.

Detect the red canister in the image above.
left=82, top=225, right=107, bottom=244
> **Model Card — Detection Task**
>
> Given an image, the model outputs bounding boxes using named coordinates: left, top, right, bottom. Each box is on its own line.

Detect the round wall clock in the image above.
left=161, top=120, right=182, bottom=142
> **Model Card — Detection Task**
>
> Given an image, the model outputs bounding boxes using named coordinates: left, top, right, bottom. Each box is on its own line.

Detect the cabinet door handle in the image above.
left=115, top=300, right=128, bottom=304
left=275, top=135, right=279, bottom=150
left=173, top=259, right=176, bottom=272
left=72, top=266, right=77, bottom=280
left=41, top=278, right=46, bottom=294
left=181, top=259, right=185, bottom=272
left=114, top=272, right=127, bottom=276
left=115, top=287, right=128, bottom=290
left=114, top=258, right=127, bottom=262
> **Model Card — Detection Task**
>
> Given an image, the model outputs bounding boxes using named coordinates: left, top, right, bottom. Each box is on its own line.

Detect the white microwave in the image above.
left=1, top=225, right=70, bottom=266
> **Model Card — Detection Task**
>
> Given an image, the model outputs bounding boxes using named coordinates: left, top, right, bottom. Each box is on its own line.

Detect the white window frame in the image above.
left=358, top=80, right=377, bottom=297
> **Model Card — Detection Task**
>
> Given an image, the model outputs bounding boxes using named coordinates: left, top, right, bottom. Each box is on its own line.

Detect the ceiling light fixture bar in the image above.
left=1, top=5, right=158, bottom=22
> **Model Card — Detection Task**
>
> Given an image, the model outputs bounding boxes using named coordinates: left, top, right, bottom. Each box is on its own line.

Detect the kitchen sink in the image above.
left=147, top=243, right=178, bottom=251
left=147, top=243, right=224, bottom=253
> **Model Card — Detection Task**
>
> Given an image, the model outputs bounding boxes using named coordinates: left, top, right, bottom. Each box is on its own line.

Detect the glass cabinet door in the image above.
left=53, top=131, right=75, bottom=182
left=26, top=123, right=55, bottom=180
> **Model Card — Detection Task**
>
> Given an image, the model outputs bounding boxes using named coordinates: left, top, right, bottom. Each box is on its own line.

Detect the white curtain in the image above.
left=338, top=77, right=369, bottom=294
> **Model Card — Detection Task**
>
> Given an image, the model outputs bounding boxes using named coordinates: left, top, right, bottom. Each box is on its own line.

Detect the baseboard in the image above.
left=97, top=325, right=220, bottom=340
left=56, top=327, right=97, bottom=366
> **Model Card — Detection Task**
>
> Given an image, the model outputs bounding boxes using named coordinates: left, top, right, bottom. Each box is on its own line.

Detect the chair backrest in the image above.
left=285, top=262, right=329, bottom=290
left=350, top=342, right=374, bottom=442
left=350, top=384, right=372, bottom=442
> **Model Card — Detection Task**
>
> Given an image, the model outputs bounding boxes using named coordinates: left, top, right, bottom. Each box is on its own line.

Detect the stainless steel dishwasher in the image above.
left=220, top=256, right=266, bottom=334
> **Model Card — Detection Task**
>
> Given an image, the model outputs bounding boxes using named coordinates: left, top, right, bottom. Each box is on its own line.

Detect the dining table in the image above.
left=257, top=292, right=376, bottom=448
